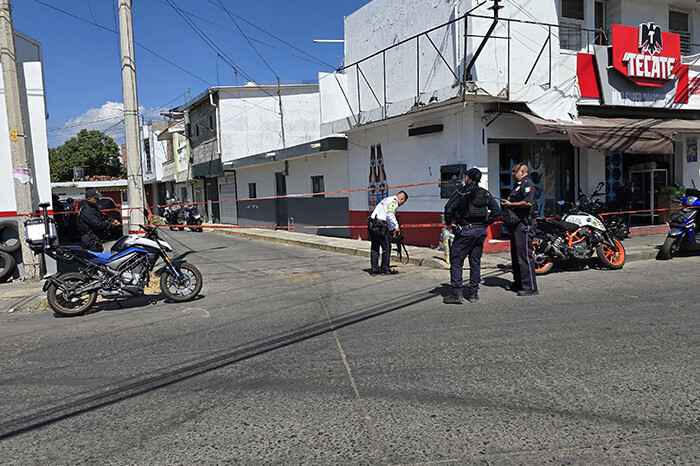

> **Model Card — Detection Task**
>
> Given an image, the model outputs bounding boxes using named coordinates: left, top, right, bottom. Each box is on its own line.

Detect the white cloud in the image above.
left=48, top=101, right=165, bottom=148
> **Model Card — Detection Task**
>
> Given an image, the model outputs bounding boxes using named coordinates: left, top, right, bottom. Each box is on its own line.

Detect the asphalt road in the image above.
left=0, top=230, right=698, bottom=465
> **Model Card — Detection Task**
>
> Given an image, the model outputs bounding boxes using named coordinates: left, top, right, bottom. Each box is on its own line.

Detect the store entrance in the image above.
left=498, top=141, right=576, bottom=219
left=605, top=152, right=673, bottom=225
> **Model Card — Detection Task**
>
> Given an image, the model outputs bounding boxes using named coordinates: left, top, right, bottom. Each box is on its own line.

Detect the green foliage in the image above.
left=49, top=129, right=126, bottom=182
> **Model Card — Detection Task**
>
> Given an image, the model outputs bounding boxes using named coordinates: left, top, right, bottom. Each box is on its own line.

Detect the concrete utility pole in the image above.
left=118, top=0, right=145, bottom=232
left=0, top=1, right=39, bottom=280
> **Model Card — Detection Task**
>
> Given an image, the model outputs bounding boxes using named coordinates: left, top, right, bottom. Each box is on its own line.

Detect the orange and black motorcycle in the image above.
left=532, top=201, right=626, bottom=275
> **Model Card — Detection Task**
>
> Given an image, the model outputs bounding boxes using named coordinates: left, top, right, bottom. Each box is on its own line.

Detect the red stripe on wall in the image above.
left=349, top=210, right=505, bottom=252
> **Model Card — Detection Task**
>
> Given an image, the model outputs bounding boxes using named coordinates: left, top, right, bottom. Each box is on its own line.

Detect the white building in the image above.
left=178, top=83, right=351, bottom=232
left=0, top=30, right=51, bottom=217
left=141, top=119, right=170, bottom=213
left=318, top=0, right=700, bottom=248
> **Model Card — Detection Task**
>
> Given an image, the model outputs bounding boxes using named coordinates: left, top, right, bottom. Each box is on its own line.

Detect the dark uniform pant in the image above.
left=81, top=233, right=104, bottom=252
left=510, top=220, right=537, bottom=292
left=369, top=229, right=392, bottom=272
left=450, top=227, right=487, bottom=296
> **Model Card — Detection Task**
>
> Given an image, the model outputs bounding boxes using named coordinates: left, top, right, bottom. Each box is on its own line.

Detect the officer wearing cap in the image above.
left=78, top=189, right=120, bottom=252
left=443, top=168, right=500, bottom=304
left=502, top=163, right=539, bottom=296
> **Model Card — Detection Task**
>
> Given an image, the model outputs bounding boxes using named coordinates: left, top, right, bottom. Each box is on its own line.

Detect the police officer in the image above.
left=443, top=168, right=500, bottom=304
left=78, top=189, right=120, bottom=252
left=502, top=163, right=539, bottom=296
left=367, top=191, right=408, bottom=275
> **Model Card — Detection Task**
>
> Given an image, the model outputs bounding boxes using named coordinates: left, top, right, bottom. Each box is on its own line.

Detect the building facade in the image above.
left=318, top=0, right=700, bottom=248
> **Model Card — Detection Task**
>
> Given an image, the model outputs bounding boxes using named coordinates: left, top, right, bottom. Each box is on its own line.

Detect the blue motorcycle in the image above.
left=658, top=188, right=700, bottom=260
left=25, top=203, right=203, bottom=316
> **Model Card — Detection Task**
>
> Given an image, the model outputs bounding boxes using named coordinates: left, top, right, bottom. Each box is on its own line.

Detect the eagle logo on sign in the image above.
left=638, top=22, right=663, bottom=55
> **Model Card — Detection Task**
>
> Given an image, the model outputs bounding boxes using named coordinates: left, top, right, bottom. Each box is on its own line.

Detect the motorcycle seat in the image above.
left=550, top=219, right=580, bottom=231
left=63, top=246, right=117, bottom=265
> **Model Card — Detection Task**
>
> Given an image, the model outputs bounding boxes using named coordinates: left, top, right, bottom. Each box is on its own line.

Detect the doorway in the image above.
left=275, top=172, right=288, bottom=229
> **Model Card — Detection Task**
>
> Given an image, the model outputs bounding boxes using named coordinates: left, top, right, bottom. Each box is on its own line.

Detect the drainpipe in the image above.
left=465, top=0, right=503, bottom=81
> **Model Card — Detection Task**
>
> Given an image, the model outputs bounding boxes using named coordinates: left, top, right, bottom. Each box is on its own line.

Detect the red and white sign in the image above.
left=577, top=23, right=691, bottom=105
left=612, top=23, right=682, bottom=88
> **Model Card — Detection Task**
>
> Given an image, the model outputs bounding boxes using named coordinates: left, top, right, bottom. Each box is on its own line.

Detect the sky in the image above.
left=13, top=0, right=372, bottom=148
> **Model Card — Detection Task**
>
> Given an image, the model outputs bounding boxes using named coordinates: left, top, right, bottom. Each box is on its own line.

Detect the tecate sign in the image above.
left=612, top=23, right=681, bottom=87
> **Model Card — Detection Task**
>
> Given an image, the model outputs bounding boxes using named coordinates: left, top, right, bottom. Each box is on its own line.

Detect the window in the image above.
left=560, top=0, right=584, bottom=50
left=311, top=175, right=325, bottom=197
left=248, top=183, right=257, bottom=199
left=669, top=10, right=691, bottom=55
left=209, top=115, right=214, bottom=130
left=594, top=1, right=606, bottom=45
left=144, top=137, right=152, bottom=173
left=195, top=124, right=200, bottom=137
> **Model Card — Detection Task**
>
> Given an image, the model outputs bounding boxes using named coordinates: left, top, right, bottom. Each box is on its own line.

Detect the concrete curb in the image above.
left=212, top=228, right=447, bottom=268
left=212, top=228, right=665, bottom=271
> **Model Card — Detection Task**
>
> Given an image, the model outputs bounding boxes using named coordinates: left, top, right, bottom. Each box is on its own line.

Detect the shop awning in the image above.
left=515, top=111, right=700, bottom=154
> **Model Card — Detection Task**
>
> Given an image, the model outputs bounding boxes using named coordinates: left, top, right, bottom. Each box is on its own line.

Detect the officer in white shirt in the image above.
left=367, top=191, right=408, bottom=275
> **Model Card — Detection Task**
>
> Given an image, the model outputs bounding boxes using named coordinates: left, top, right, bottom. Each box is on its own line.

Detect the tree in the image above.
left=49, top=129, right=126, bottom=182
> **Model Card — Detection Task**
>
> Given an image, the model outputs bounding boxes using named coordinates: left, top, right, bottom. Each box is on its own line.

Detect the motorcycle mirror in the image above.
left=557, top=200, right=565, bottom=205
left=596, top=181, right=604, bottom=190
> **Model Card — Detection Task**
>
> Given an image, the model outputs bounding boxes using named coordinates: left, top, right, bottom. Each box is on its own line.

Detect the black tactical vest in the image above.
left=457, top=186, right=489, bottom=224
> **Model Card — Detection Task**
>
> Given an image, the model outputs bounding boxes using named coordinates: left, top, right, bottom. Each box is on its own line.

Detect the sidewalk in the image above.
left=0, top=280, right=46, bottom=314
left=212, top=225, right=668, bottom=270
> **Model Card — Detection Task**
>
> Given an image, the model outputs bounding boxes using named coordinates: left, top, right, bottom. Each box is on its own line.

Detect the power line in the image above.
left=47, top=114, right=123, bottom=132
left=214, top=0, right=277, bottom=78
left=203, top=0, right=335, bottom=70
left=31, top=0, right=214, bottom=87
left=152, top=0, right=331, bottom=69
left=163, top=0, right=278, bottom=100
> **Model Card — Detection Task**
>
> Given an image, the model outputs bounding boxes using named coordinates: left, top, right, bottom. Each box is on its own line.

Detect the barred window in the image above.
left=669, top=10, right=691, bottom=55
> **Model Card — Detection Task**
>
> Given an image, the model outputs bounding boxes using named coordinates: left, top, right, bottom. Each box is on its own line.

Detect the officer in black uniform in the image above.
left=78, top=189, right=120, bottom=252
left=502, top=163, right=539, bottom=296
left=443, top=168, right=500, bottom=304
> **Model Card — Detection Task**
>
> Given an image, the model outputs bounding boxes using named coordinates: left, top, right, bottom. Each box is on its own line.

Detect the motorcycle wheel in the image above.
left=178, top=225, right=185, bottom=231
left=658, top=236, right=682, bottom=260
left=596, top=238, right=626, bottom=269
left=532, top=239, right=554, bottom=275
left=160, top=263, right=203, bottom=302
left=46, top=272, right=97, bottom=317
left=169, top=226, right=175, bottom=231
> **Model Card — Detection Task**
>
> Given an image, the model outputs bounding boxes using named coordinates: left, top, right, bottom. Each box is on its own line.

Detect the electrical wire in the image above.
left=152, top=0, right=335, bottom=69
left=163, top=0, right=278, bottom=101
left=214, top=0, right=277, bottom=78
left=47, top=114, right=123, bottom=132
left=203, top=0, right=335, bottom=70
left=31, top=0, right=214, bottom=87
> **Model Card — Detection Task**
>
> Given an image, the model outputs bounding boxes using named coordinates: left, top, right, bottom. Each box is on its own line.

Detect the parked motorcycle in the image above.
left=576, top=182, right=630, bottom=240
left=164, top=201, right=185, bottom=231
left=533, top=199, right=626, bottom=275
left=184, top=205, right=203, bottom=232
left=657, top=188, right=700, bottom=260
left=26, top=203, right=203, bottom=317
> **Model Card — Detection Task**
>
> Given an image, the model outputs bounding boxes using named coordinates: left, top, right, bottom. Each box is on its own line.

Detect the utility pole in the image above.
left=118, top=0, right=144, bottom=232
left=0, top=1, right=39, bottom=280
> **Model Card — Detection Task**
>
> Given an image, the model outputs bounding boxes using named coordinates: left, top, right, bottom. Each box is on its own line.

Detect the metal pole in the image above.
left=118, top=0, right=145, bottom=233
left=0, top=0, right=39, bottom=279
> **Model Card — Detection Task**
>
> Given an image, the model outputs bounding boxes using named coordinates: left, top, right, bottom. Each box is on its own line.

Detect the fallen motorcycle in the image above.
left=657, top=188, right=700, bottom=260
left=26, top=204, right=202, bottom=317
left=532, top=200, right=626, bottom=275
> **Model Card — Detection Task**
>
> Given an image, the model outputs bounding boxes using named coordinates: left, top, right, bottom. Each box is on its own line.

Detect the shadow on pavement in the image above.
left=0, top=288, right=438, bottom=441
